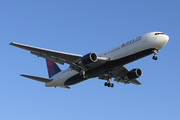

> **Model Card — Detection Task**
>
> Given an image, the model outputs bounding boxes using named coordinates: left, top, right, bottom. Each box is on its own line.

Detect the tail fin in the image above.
left=46, top=59, right=61, bottom=78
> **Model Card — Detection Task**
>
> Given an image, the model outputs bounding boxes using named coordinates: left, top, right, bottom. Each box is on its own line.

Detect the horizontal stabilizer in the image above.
left=20, top=74, right=53, bottom=83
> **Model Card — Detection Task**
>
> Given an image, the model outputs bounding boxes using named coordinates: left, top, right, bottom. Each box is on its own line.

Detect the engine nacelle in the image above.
left=80, top=52, right=98, bottom=66
left=126, top=68, right=143, bottom=80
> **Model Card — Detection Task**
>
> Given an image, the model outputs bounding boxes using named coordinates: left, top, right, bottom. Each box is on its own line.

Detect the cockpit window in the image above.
left=155, top=33, right=164, bottom=35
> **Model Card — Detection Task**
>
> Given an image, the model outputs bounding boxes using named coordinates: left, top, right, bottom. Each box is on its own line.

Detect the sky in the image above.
left=1, top=0, right=180, bottom=120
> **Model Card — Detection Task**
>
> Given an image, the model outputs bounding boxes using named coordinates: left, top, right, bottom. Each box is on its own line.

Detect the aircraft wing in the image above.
left=10, top=42, right=109, bottom=72
left=10, top=42, right=83, bottom=65
left=113, top=66, right=141, bottom=85
left=99, top=66, right=141, bottom=85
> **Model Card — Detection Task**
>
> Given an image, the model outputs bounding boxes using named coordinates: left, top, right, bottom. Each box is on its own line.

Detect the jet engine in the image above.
left=126, top=68, right=143, bottom=80
left=80, top=52, right=98, bottom=66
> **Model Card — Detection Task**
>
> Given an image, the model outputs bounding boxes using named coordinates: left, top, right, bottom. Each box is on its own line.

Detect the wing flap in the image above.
left=31, top=51, right=66, bottom=65
left=130, top=79, right=142, bottom=85
left=114, top=78, right=141, bottom=85
left=20, top=74, right=53, bottom=83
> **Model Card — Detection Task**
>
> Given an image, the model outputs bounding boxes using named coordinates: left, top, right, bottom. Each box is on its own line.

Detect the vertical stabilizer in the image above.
left=46, top=59, right=61, bottom=78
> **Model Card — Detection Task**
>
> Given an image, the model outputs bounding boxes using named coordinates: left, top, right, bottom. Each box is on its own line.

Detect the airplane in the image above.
left=10, top=31, right=169, bottom=89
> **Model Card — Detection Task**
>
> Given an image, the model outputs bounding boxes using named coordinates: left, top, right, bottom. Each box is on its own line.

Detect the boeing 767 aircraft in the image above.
left=10, top=32, right=169, bottom=89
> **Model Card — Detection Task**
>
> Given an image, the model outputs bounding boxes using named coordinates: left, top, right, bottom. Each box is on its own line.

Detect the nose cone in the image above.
left=164, top=34, right=169, bottom=43
left=157, top=34, right=169, bottom=49
left=162, top=34, right=169, bottom=46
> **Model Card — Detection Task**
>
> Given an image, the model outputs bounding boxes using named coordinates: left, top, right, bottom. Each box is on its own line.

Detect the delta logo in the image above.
left=121, top=43, right=125, bottom=47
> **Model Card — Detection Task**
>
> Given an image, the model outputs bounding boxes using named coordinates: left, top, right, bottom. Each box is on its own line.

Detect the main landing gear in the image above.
left=104, top=82, right=114, bottom=88
left=104, top=78, right=114, bottom=88
left=80, top=70, right=88, bottom=79
left=152, top=49, right=159, bottom=60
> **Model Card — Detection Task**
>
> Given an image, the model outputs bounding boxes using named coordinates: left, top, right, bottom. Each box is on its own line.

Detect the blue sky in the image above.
left=1, top=0, right=180, bottom=120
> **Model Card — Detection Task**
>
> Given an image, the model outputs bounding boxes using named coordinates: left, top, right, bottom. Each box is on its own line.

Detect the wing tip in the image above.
left=20, top=74, right=26, bottom=77
left=9, top=42, right=14, bottom=45
left=10, top=42, right=18, bottom=46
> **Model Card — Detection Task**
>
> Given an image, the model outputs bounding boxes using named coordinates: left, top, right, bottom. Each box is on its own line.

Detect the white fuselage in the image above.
left=46, top=32, right=169, bottom=88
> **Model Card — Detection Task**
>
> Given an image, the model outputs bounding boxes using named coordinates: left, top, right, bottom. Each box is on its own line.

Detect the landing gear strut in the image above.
left=104, top=78, right=114, bottom=88
left=152, top=49, right=159, bottom=60
left=80, top=70, right=88, bottom=79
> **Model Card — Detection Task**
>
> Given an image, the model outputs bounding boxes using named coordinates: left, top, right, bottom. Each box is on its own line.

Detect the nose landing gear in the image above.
left=153, top=56, right=158, bottom=60
left=152, top=49, right=159, bottom=60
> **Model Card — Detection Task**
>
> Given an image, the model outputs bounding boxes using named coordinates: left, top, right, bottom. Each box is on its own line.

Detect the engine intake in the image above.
left=81, top=52, right=98, bottom=66
left=127, top=68, right=143, bottom=80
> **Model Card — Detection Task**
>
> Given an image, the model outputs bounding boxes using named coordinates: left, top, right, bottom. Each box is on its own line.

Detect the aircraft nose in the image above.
left=164, top=34, right=169, bottom=43
left=159, top=34, right=169, bottom=49
left=154, top=34, right=169, bottom=50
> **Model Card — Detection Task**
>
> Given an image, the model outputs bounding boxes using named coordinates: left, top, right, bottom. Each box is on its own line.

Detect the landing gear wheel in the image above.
left=108, top=83, right=111, bottom=87
left=104, top=73, right=114, bottom=88
left=104, top=82, right=114, bottom=88
left=111, top=83, right=114, bottom=88
left=83, top=75, right=88, bottom=79
left=152, top=56, right=158, bottom=60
